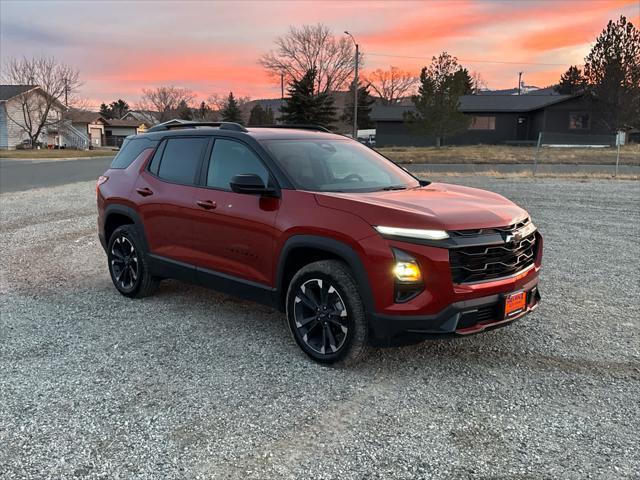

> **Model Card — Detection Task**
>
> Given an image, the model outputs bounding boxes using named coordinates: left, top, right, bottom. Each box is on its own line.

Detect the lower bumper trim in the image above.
left=369, top=280, right=540, bottom=346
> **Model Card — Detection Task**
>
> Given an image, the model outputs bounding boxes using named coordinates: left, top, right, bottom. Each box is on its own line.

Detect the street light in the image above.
left=344, top=31, right=359, bottom=140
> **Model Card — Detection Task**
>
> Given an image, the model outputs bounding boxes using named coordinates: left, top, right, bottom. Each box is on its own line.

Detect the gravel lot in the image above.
left=1, top=176, right=639, bottom=479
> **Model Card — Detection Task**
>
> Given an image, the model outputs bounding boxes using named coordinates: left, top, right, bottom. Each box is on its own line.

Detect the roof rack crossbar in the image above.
left=250, top=124, right=332, bottom=133
left=146, top=121, right=248, bottom=133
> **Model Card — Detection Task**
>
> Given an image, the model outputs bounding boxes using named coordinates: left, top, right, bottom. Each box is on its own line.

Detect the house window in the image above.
left=469, top=116, right=496, bottom=130
left=569, top=112, right=590, bottom=130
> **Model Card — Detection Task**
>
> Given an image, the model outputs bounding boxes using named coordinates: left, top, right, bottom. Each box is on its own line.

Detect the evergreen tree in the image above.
left=279, top=69, right=336, bottom=128
left=248, top=104, right=266, bottom=125
left=99, top=103, right=111, bottom=119
left=584, top=16, right=640, bottom=130
left=99, top=99, right=130, bottom=119
left=342, top=84, right=376, bottom=130
left=221, top=92, right=243, bottom=123
left=405, top=52, right=472, bottom=147
left=555, top=66, right=587, bottom=95
left=176, top=99, right=192, bottom=120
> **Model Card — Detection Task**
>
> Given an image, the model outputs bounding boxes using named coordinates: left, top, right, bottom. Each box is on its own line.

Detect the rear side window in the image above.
left=156, top=137, right=208, bottom=185
left=110, top=138, right=158, bottom=169
left=207, top=139, right=269, bottom=190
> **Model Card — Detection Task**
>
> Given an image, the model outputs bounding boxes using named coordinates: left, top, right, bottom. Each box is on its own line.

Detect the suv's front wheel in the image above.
left=107, top=225, right=159, bottom=298
left=286, top=260, right=369, bottom=365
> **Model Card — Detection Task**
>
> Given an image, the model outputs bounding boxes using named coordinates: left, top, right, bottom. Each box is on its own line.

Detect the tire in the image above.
left=107, top=225, right=159, bottom=298
left=285, top=260, right=369, bottom=366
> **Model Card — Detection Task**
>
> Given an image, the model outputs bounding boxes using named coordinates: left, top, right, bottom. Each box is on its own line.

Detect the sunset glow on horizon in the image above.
left=1, top=0, right=637, bottom=107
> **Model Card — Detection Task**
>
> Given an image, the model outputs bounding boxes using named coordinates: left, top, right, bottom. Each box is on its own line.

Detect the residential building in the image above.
left=371, top=94, right=609, bottom=147
left=0, top=85, right=66, bottom=149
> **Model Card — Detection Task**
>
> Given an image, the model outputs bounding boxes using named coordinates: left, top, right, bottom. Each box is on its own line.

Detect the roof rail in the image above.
left=146, top=121, right=248, bottom=133
left=250, top=124, right=332, bottom=133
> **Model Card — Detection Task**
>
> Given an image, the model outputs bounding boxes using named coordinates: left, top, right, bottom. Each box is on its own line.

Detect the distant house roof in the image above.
left=371, top=94, right=576, bottom=120
left=66, top=110, right=105, bottom=124
left=122, top=110, right=160, bottom=125
left=107, top=118, right=146, bottom=127
left=0, top=85, right=39, bottom=101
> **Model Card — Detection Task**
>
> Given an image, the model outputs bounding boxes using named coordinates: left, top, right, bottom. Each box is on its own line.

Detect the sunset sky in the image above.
left=1, top=0, right=637, bottom=108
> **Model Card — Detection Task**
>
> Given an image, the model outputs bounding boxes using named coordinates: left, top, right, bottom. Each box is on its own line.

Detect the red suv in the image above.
left=97, top=122, right=542, bottom=365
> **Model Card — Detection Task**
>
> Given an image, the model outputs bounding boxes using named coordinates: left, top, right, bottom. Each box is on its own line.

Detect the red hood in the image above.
left=314, top=183, right=528, bottom=231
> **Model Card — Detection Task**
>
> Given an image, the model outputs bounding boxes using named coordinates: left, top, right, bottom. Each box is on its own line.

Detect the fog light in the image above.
left=393, top=261, right=421, bottom=282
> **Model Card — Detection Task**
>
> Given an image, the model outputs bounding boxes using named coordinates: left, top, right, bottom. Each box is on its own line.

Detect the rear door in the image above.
left=134, top=136, right=209, bottom=267
left=190, top=137, right=280, bottom=286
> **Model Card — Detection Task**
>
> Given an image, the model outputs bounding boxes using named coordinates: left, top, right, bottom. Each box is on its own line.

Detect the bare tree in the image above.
left=137, top=86, right=195, bottom=122
left=2, top=55, right=81, bottom=145
left=365, top=67, right=418, bottom=105
left=259, top=23, right=356, bottom=93
left=470, top=71, right=488, bottom=94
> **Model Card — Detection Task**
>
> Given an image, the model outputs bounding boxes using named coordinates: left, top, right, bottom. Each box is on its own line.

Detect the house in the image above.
left=371, top=94, right=609, bottom=147
left=104, top=118, right=150, bottom=147
left=65, top=110, right=108, bottom=148
left=0, top=85, right=66, bottom=149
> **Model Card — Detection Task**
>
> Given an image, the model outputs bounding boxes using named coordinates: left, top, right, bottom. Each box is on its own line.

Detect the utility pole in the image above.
left=518, top=71, right=523, bottom=95
left=64, top=77, right=69, bottom=106
left=345, top=31, right=358, bottom=139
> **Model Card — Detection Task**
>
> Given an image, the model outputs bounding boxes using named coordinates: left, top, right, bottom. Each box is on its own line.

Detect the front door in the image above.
left=190, top=137, right=279, bottom=286
left=516, top=116, right=528, bottom=140
left=134, top=136, right=209, bottom=266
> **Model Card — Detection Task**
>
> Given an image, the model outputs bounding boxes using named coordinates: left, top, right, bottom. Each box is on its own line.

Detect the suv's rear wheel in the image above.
left=107, top=225, right=159, bottom=298
left=286, top=260, right=369, bottom=365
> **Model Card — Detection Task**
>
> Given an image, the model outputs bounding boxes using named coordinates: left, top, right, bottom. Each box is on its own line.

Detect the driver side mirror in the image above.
left=229, top=174, right=278, bottom=197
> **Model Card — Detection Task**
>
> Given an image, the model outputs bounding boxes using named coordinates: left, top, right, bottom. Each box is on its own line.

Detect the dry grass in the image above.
left=0, top=149, right=115, bottom=159
left=377, top=144, right=640, bottom=166
left=415, top=170, right=639, bottom=181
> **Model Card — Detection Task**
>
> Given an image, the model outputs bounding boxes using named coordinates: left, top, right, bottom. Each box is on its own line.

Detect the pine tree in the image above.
left=248, top=104, right=268, bottom=125
left=176, top=100, right=192, bottom=120
left=221, top=92, right=243, bottom=123
left=279, top=69, right=336, bottom=128
left=264, top=106, right=275, bottom=125
left=99, top=103, right=111, bottom=119
left=406, top=52, right=472, bottom=147
left=342, top=84, right=376, bottom=130
left=584, top=16, right=640, bottom=131
left=555, top=66, right=587, bottom=95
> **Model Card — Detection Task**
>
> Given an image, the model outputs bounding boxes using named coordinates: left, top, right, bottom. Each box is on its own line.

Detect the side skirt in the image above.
left=147, top=254, right=277, bottom=308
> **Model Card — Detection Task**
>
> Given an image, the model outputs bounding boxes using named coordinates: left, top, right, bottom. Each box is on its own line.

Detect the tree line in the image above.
left=3, top=16, right=637, bottom=146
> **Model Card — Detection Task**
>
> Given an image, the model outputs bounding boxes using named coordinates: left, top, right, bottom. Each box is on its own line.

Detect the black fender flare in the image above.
left=275, top=235, right=375, bottom=314
left=102, top=204, right=150, bottom=253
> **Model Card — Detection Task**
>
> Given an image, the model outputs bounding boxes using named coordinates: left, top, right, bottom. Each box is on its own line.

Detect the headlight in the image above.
left=375, top=225, right=449, bottom=241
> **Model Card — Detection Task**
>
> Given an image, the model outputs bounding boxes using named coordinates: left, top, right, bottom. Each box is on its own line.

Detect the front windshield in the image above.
left=261, top=139, right=420, bottom=193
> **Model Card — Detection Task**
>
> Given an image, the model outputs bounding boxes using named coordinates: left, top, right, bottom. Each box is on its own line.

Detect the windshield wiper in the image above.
left=379, top=185, right=407, bottom=191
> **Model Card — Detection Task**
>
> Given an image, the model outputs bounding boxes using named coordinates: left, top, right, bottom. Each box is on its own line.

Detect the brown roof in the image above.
left=66, top=110, right=105, bottom=123
left=107, top=118, right=145, bottom=127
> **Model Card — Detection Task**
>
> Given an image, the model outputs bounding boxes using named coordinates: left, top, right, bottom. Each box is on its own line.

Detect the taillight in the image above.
left=96, top=175, right=108, bottom=195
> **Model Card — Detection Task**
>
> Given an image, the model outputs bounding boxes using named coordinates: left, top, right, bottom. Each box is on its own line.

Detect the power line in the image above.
left=366, top=52, right=570, bottom=67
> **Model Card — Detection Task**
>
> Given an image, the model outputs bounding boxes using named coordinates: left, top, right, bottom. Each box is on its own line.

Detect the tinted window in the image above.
left=157, top=137, right=208, bottom=184
left=207, top=139, right=269, bottom=190
left=262, top=139, right=419, bottom=192
left=110, top=138, right=158, bottom=169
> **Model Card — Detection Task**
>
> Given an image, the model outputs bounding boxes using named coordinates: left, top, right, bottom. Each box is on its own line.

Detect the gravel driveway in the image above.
left=1, top=176, right=638, bottom=479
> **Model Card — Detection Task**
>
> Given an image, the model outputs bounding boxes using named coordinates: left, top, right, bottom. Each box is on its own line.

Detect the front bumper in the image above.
left=368, top=276, right=541, bottom=346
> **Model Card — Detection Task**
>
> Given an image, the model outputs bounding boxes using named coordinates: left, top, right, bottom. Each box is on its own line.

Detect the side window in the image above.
left=207, top=139, right=269, bottom=190
left=156, top=137, right=208, bottom=185
left=110, top=138, right=158, bottom=169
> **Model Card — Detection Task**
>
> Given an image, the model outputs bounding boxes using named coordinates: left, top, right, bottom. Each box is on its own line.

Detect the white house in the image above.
left=0, top=84, right=66, bottom=149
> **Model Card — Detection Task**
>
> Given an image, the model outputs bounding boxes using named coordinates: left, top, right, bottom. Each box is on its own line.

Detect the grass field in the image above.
left=0, top=149, right=115, bottom=159
left=377, top=144, right=640, bottom=165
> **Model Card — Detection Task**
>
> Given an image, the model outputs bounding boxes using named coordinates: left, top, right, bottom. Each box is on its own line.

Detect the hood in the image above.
left=314, top=183, right=528, bottom=231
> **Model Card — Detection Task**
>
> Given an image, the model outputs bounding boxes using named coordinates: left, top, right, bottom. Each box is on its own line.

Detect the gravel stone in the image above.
left=0, top=177, right=638, bottom=479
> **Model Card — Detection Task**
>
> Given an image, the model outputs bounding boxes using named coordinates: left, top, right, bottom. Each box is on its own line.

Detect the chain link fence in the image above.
left=532, top=132, right=634, bottom=177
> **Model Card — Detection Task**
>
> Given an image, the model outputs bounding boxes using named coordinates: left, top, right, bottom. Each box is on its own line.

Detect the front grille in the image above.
left=449, top=223, right=537, bottom=284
